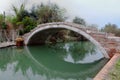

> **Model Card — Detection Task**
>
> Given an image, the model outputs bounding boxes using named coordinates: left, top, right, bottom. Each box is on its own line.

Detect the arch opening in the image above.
left=28, top=28, right=88, bottom=45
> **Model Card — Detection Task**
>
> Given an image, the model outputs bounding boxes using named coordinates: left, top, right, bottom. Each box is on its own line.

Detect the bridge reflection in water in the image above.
left=0, top=41, right=108, bottom=80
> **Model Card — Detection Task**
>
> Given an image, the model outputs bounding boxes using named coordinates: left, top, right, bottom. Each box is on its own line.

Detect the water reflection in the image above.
left=49, top=42, right=104, bottom=63
left=0, top=42, right=108, bottom=80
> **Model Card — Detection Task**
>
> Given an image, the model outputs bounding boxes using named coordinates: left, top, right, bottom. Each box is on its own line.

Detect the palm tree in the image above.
left=12, top=3, right=25, bottom=21
left=12, top=3, right=26, bottom=36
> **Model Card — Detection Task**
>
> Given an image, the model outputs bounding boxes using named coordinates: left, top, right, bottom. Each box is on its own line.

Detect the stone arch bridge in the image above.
left=23, top=22, right=119, bottom=58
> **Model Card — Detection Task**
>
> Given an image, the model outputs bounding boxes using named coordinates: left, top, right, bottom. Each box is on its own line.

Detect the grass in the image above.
left=109, top=59, right=120, bottom=80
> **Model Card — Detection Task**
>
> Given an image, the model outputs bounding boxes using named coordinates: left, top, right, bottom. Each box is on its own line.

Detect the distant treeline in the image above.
left=101, top=23, right=120, bottom=37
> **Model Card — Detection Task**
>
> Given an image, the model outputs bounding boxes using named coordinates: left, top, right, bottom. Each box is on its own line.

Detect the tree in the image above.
left=12, top=3, right=26, bottom=33
left=12, top=3, right=26, bottom=22
left=10, top=3, right=67, bottom=35
left=73, top=17, right=86, bottom=26
left=12, top=3, right=37, bottom=35
left=0, top=14, right=9, bottom=42
left=22, top=16, right=37, bottom=33
left=0, top=14, right=4, bottom=29
left=101, top=23, right=120, bottom=36
left=0, top=13, right=7, bottom=29
left=102, top=23, right=117, bottom=33
left=36, top=3, right=67, bottom=24
left=88, top=24, right=99, bottom=32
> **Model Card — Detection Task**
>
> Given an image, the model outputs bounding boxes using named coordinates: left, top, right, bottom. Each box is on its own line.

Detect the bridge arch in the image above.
left=24, top=22, right=109, bottom=58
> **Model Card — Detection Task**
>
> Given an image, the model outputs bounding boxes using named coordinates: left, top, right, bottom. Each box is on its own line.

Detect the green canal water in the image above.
left=0, top=41, right=108, bottom=80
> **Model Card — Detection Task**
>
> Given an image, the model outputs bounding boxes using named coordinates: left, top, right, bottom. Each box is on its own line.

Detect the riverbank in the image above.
left=0, top=42, right=15, bottom=48
left=108, top=59, right=120, bottom=80
left=93, top=53, right=120, bottom=80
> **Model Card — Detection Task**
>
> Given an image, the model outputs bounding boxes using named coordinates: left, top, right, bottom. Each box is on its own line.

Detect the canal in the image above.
left=0, top=41, right=108, bottom=80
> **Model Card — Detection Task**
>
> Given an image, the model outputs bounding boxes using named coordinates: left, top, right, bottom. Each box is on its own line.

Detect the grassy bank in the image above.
left=109, top=59, right=120, bottom=80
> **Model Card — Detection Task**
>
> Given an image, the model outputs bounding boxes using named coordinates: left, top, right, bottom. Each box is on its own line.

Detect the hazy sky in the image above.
left=0, top=0, right=120, bottom=28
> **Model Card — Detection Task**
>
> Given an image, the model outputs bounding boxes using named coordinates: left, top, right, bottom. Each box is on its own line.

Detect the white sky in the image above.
left=0, top=0, right=120, bottom=28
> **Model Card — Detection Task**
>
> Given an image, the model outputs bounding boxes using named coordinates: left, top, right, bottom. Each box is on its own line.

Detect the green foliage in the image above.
left=73, top=16, right=86, bottom=25
left=0, top=14, right=4, bottom=25
left=12, top=3, right=37, bottom=35
left=1, top=22, right=7, bottom=29
left=109, top=59, right=120, bottom=80
left=22, top=17, right=36, bottom=26
left=0, top=14, right=7, bottom=29
left=1, top=2, right=67, bottom=35
left=102, top=23, right=117, bottom=33
left=36, top=3, right=67, bottom=24
left=22, top=16, right=37, bottom=33
left=10, top=17, right=18, bottom=29
left=19, top=30, right=24, bottom=35
left=101, top=23, right=120, bottom=36
left=10, top=3, right=67, bottom=35
left=12, top=3, right=26, bottom=21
